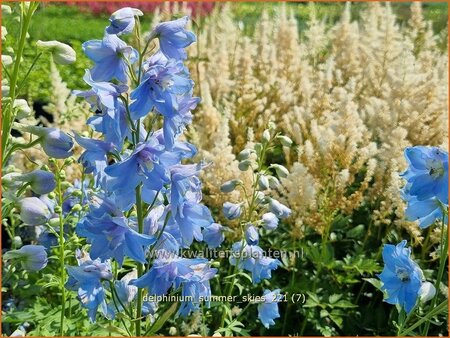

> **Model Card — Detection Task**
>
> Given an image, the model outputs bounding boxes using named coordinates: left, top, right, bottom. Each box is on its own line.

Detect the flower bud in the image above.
left=262, top=129, right=271, bottom=143
left=2, top=55, right=12, bottom=66
left=13, top=99, right=31, bottom=120
left=418, top=282, right=436, bottom=303
left=58, top=170, right=66, bottom=179
left=54, top=205, right=62, bottom=214
left=106, top=7, right=143, bottom=35
left=223, top=202, right=242, bottom=220
left=258, top=175, right=270, bottom=190
left=2, top=5, right=12, bottom=15
left=2, top=85, right=9, bottom=96
left=238, top=149, right=253, bottom=161
left=64, top=157, right=74, bottom=166
left=36, top=40, right=76, bottom=65
left=3, top=245, right=48, bottom=271
left=71, top=204, right=82, bottom=212
left=48, top=217, right=60, bottom=227
left=17, top=169, right=56, bottom=195
left=271, top=164, right=289, bottom=178
left=48, top=192, right=56, bottom=199
left=15, top=125, right=74, bottom=159
left=202, top=223, right=225, bottom=248
left=254, top=143, right=263, bottom=155
left=277, top=135, right=293, bottom=147
left=2, top=172, right=22, bottom=190
left=12, top=236, right=22, bottom=247
left=1, top=26, right=7, bottom=41
left=220, top=179, right=242, bottom=193
left=20, top=197, right=51, bottom=225
left=261, top=212, right=279, bottom=230
left=238, top=159, right=252, bottom=171
left=245, top=224, right=259, bottom=245
left=269, top=199, right=291, bottom=219
left=255, top=191, right=265, bottom=203
left=267, top=176, right=280, bottom=189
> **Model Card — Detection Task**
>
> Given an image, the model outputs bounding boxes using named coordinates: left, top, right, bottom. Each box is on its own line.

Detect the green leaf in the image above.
left=328, top=294, right=342, bottom=304
left=333, top=300, right=357, bottom=309
left=363, top=277, right=383, bottom=291
left=147, top=302, right=178, bottom=335
left=347, top=224, right=365, bottom=238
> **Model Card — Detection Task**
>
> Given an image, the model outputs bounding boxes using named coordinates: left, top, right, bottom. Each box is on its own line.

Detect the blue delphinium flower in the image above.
left=19, top=197, right=52, bottom=225
left=74, top=133, right=115, bottom=187
left=404, top=195, right=448, bottom=229
left=65, top=250, right=113, bottom=322
left=74, top=70, right=128, bottom=112
left=269, top=199, right=291, bottom=219
left=108, top=269, right=138, bottom=316
left=77, top=194, right=155, bottom=266
left=202, top=223, right=225, bottom=248
left=162, top=95, right=199, bottom=150
left=261, top=212, right=279, bottom=230
left=106, top=7, right=143, bottom=35
left=401, top=146, right=448, bottom=204
left=171, top=202, right=213, bottom=247
left=257, top=289, right=281, bottom=329
left=245, top=225, right=259, bottom=245
left=378, top=240, right=423, bottom=314
left=152, top=16, right=196, bottom=60
left=83, top=34, right=138, bottom=83
left=19, top=125, right=74, bottom=159
left=178, top=262, right=217, bottom=317
left=223, top=202, right=242, bottom=220
left=129, top=52, right=194, bottom=120
left=130, top=253, right=215, bottom=296
left=16, top=169, right=56, bottom=195
left=229, top=241, right=280, bottom=284
left=3, top=245, right=48, bottom=271
left=105, top=139, right=170, bottom=210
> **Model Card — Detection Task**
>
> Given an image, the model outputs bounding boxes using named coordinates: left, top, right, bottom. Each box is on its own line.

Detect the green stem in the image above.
left=2, top=3, right=37, bottom=163
left=56, top=163, right=66, bottom=336
left=135, top=184, right=144, bottom=336
left=400, top=299, right=448, bottom=336
left=422, top=213, right=448, bottom=336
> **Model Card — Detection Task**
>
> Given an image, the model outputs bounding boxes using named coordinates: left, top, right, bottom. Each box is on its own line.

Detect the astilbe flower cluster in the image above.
left=65, top=8, right=220, bottom=323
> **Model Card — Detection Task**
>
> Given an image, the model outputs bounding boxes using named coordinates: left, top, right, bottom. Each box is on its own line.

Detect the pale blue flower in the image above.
left=223, top=202, right=242, bottom=220
left=83, top=34, right=138, bottom=83
left=3, top=245, right=48, bottom=271
left=269, top=199, right=291, bottom=219
left=404, top=195, right=447, bottom=229
left=19, top=197, right=52, bottom=225
left=202, top=223, right=225, bottom=248
left=16, top=169, right=56, bottom=195
left=153, top=16, right=196, bottom=60
left=402, top=146, right=448, bottom=204
left=257, top=289, right=281, bottom=329
left=378, top=240, right=423, bottom=314
left=129, top=52, right=193, bottom=121
left=77, top=195, right=155, bottom=265
left=229, top=242, right=280, bottom=284
left=178, top=262, right=216, bottom=317
left=106, top=7, right=143, bottom=35
left=65, top=250, right=113, bottom=322
left=74, top=133, right=115, bottom=187
left=245, top=225, right=259, bottom=245
left=261, top=212, right=279, bottom=230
